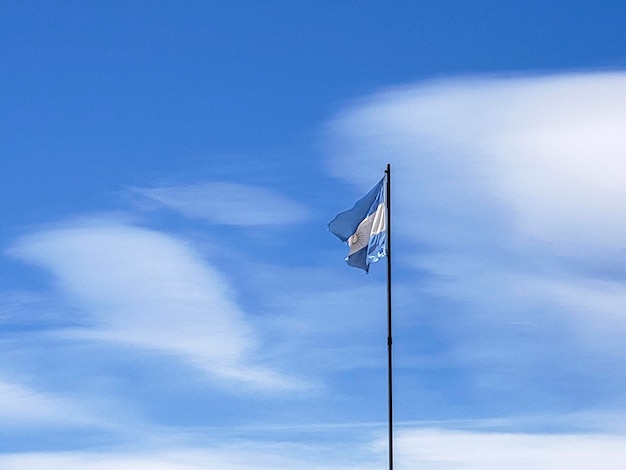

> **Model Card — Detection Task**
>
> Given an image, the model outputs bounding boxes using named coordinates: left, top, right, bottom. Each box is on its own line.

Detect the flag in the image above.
left=328, top=177, right=386, bottom=272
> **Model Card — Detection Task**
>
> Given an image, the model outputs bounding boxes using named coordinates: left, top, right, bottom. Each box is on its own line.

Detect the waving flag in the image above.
left=328, top=177, right=386, bottom=272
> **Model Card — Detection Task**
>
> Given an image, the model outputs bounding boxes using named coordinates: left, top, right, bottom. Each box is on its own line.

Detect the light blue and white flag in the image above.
left=328, top=177, right=386, bottom=272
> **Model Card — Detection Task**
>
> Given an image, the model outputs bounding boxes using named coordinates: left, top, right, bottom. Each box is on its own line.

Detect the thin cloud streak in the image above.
left=0, top=440, right=383, bottom=470
left=9, top=220, right=302, bottom=392
left=133, top=183, right=310, bottom=226
left=2, top=427, right=626, bottom=469
left=0, top=377, right=93, bottom=426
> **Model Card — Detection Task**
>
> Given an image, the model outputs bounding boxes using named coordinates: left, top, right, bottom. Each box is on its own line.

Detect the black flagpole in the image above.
left=385, top=163, right=393, bottom=470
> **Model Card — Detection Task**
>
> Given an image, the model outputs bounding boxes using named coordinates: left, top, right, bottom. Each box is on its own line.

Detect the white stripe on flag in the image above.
left=347, top=202, right=386, bottom=255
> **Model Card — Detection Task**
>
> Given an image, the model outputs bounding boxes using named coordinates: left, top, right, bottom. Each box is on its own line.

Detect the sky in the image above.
left=3, top=0, right=626, bottom=468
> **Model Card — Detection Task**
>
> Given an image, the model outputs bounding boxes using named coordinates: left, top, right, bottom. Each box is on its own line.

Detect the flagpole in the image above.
left=385, top=163, right=393, bottom=470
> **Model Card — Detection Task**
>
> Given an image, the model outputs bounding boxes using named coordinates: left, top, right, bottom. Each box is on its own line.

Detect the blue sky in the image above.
left=3, top=1, right=626, bottom=468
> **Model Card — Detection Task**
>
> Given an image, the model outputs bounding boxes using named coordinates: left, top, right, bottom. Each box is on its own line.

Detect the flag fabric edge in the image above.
left=328, top=176, right=387, bottom=272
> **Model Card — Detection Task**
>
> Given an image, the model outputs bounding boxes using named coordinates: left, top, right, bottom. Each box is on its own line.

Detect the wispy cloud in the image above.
left=8, top=220, right=302, bottom=392
left=392, top=428, right=626, bottom=469
left=0, top=437, right=382, bottom=470
left=329, top=72, right=626, bottom=264
left=0, top=377, right=94, bottom=426
left=328, top=71, right=626, bottom=328
left=3, top=426, right=626, bottom=469
left=132, top=183, right=310, bottom=226
left=326, top=71, right=626, bottom=413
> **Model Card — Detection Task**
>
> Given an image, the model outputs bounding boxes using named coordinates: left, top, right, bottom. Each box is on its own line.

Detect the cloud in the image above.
left=328, top=72, right=626, bottom=264
left=132, top=183, right=310, bottom=226
left=0, top=377, right=94, bottom=426
left=3, top=427, right=626, bottom=469
left=325, top=72, right=626, bottom=414
left=9, top=220, right=301, bottom=392
left=0, top=439, right=382, bottom=470
left=327, top=71, right=626, bottom=331
left=392, top=428, right=626, bottom=469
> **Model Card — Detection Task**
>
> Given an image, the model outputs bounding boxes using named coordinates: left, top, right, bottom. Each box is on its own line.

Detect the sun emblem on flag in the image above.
left=348, top=232, right=360, bottom=247
left=348, top=222, right=371, bottom=254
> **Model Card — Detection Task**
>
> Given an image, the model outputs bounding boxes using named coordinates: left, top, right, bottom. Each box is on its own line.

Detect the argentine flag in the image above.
left=328, top=177, right=386, bottom=272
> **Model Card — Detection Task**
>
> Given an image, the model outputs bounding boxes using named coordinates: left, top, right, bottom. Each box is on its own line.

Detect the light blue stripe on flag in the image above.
left=328, top=177, right=386, bottom=272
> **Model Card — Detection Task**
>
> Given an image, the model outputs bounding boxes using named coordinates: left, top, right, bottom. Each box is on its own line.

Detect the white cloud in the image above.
left=327, top=71, right=626, bottom=344
left=0, top=377, right=93, bottom=426
left=0, top=441, right=381, bottom=470
left=9, top=220, right=301, bottom=391
left=3, top=427, right=626, bottom=469
left=392, top=428, right=626, bottom=469
left=133, top=183, right=310, bottom=226
left=329, top=72, right=626, bottom=261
